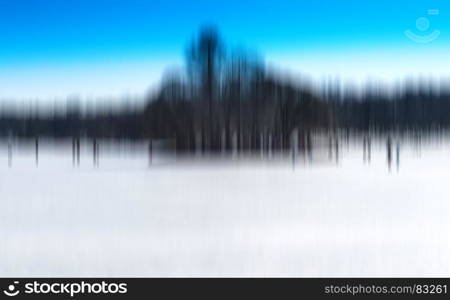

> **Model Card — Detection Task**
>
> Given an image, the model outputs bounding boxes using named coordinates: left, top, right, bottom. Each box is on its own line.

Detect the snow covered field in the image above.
left=1, top=139, right=450, bottom=277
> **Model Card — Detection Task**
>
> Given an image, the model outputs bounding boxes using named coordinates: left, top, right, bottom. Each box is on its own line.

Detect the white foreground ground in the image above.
left=1, top=140, right=450, bottom=277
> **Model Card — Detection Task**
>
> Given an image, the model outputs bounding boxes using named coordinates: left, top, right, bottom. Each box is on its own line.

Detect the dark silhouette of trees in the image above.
left=0, top=26, right=335, bottom=154
left=331, top=86, right=450, bottom=133
left=142, top=26, right=333, bottom=152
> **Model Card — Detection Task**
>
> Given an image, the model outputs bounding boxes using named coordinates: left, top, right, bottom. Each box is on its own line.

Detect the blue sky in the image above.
left=0, top=0, right=449, bottom=99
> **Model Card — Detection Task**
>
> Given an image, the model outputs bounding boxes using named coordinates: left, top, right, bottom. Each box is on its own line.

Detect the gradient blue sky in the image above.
left=0, top=0, right=449, bottom=99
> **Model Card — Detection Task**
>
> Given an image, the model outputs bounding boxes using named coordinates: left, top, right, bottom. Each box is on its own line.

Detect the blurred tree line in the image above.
left=0, top=27, right=332, bottom=152
left=144, top=27, right=333, bottom=151
left=329, top=83, right=450, bottom=133
left=0, top=27, right=450, bottom=151
left=5, top=27, right=449, bottom=150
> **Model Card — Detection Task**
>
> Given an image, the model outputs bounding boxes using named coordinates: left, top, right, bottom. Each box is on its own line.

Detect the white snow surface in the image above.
left=1, top=139, right=450, bottom=277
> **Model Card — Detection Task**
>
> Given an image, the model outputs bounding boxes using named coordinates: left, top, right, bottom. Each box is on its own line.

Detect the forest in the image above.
left=1, top=27, right=448, bottom=152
